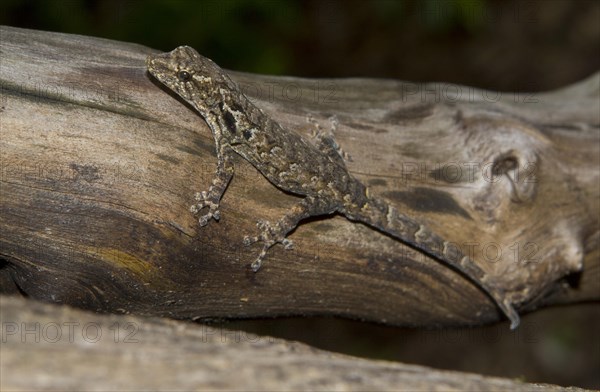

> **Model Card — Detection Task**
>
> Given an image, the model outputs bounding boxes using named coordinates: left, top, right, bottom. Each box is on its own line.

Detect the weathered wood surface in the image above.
left=0, top=26, right=598, bottom=328
left=1, top=295, right=591, bottom=392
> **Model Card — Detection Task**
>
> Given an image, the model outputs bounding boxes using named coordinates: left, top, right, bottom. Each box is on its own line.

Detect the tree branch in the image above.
left=1, top=296, right=590, bottom=391
left=0, top=26, right=598, bottom=328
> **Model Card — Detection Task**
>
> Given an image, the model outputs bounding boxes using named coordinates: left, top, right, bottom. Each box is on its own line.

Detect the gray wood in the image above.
left=0, top=25, right=598, bottom=329
left=0, top=295, right=590, bottom=391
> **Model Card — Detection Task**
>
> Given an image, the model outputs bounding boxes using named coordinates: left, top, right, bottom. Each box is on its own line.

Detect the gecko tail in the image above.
left=501, top=298, right=520, bottom=330
left=342, top=195, right=522, bottom=329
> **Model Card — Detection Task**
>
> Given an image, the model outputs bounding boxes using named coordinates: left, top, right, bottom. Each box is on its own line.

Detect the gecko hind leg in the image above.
left=191, top=147, right=234, bottom=226
left=243, top=196, right=338, bottom=272
left=308, top=115, right=352, bottom=166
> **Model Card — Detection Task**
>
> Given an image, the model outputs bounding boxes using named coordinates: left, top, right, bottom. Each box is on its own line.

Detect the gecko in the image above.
left=146, top=46, right=520, bottom=329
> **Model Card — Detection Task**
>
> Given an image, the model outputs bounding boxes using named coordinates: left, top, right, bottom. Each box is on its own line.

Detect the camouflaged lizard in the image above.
left=146, top=46, right=520, bottom=329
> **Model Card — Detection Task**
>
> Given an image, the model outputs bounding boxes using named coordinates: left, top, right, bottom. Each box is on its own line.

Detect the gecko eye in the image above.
left=178, top=70, right=191, bottom=82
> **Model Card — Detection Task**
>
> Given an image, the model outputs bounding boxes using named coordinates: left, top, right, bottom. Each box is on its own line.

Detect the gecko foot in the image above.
left=307, top=114, right=352, bottom=164
left=190, top=191, right=221, bottom=226
left=243, top=220, right=294, bottom=272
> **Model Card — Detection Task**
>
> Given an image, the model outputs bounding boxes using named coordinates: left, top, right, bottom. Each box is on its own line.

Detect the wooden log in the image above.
left=0, top=26, right=598, bottom=328
left=0, top=295, right=590, bottom=391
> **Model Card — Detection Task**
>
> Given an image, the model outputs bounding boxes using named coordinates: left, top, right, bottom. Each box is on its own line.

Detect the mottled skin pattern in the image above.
left=147, top=46, right=519, bottom=329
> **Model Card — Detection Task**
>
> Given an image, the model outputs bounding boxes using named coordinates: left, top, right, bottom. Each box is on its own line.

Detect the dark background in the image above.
left=2, top=0, right=598, bottom=90
left=1, top=0, right=598, bottom=389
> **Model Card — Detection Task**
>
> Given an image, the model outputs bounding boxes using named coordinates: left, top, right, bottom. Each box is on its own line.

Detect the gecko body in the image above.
left=147, top=46, right=519, bottom=329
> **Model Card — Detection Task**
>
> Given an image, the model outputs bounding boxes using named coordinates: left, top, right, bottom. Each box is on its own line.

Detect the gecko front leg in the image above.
left=191, top=144, right=234, bottom=226
left=243, top=196, right=338, bottom=271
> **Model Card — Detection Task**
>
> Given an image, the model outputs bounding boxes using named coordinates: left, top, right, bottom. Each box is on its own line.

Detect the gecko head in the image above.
left=146, top=46, right=236, bottom=114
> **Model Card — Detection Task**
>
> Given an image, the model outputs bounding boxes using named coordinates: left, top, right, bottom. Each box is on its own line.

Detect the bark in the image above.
left=0, top=25, right=598, bottom=329
left=1, top=295, right=591, bottom=391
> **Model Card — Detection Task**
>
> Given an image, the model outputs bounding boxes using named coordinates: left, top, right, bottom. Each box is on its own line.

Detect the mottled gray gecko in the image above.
left=146, top=46, right=520, bottom=329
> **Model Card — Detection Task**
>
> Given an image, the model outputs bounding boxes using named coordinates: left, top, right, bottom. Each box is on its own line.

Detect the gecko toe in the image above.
left=193, top=207, right=218, bottom=226
left=250, top=259, right=262, bottom=272
left=282, top=239, right=294, bottom=250
left=198, top=214, right=210, bottom=226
